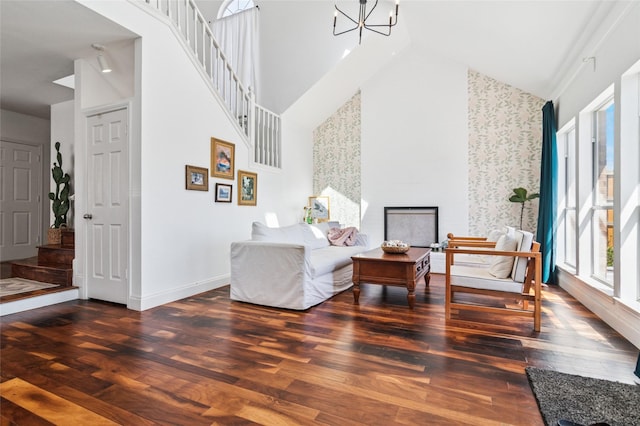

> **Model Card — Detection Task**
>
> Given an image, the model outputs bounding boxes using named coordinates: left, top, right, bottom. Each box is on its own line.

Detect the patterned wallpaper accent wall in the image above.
left=312, top=91, right=361, bottom=228
left=468, top=70, right=545, bottom=235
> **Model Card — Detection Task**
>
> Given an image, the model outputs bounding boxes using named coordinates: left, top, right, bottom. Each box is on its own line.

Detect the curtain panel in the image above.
left=536, top=100, right=558, bottom=284
left=213, top=7, right=260, bottom=102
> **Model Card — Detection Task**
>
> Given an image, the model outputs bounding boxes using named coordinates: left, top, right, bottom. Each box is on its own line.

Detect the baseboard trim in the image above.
left=558, top=267, right=640, bottom=349
left=0, top=288, right=79, bottom=316
left=127, top=275, right=229, bottom=311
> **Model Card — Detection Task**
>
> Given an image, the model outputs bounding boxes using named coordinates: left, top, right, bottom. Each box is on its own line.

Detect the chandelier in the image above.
left=333, top=0, right=399, bottom=45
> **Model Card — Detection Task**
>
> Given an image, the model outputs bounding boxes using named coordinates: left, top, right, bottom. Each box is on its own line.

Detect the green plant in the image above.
left=509, top=187, right=539, bottom=230
left=48, top=141, right=70, bottom=228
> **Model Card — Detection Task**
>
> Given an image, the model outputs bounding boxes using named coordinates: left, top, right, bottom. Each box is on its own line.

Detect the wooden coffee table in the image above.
left=351, top=247, right=431, bottom=309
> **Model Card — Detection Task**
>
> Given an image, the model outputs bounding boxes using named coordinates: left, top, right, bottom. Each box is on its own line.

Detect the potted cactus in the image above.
left=47, top=141, right=71, bottom=244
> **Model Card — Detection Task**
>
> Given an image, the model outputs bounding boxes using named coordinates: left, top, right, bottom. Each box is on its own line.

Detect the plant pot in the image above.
left=48, top=228, right=62, bottom=245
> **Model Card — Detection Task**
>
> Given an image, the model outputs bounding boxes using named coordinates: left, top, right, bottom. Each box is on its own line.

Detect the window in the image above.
left=218, top=0, right=255, bottom=18
left=563, top=127, right=577, bottom=268
left=591, top=100, right=615, bottom=285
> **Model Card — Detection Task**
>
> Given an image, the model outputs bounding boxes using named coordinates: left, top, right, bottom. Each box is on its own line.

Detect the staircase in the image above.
left=11, top=229, right=74, bottom=286
left=139, top=0, right=281, bottom=168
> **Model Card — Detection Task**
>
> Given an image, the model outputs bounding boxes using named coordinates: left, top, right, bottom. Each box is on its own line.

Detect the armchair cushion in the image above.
left=488, top=234, right=517, bottom=278
left=511, top=230, right=534, bottom=282
left=450, top=265, right=524, bottom=293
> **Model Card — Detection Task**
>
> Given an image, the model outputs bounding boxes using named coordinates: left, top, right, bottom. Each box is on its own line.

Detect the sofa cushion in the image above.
left=309, top=245, right=366, bottom=278
left=302, top=224, right=330, bottom=249
left=251, top=222, right=306, bottom=245
left=488, top=234, right=517, bottom=278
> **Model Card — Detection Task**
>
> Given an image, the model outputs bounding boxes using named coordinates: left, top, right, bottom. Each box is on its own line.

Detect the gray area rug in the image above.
left=0, top=278, right=58, bottom=297
left=526, top=366, right=640, bottom=426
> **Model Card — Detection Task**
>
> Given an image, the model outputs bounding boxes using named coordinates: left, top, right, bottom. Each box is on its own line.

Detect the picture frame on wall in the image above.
left=309, top=196, right=330, bottom=222
left=215, top=183, right=232, bottom=203
left=238, top=170, right=257, bottom=206
left=185, top=165, right=208, bottom=191
left=211, top=137, right=235, bottom=179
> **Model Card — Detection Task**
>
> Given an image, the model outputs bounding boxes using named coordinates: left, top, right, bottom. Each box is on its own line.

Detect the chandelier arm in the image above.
left=364, top=20, right=398, bottom=29
left=362, top=26, right=391, bottom=37
left=333, top=25, right=361, bottom=36
left=334, top=4, right=359, bottom=26
left=363, top=0, right=380, bottom=22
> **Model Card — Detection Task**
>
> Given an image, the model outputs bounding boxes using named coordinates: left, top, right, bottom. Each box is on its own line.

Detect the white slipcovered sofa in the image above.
left=230, top=222, right=369, bottom=310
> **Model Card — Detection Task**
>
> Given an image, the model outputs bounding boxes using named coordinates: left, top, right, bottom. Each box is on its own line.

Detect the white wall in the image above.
left=360, top=46, right=469, bottom=246
left=283, top=34, right=468, bottom=246
left=196, top=0, right=358, bottom=114
left=76, top=0, right=307, bottom=310
left=556, top=2, right=640, bottom=127
left=1, top=108, right=51, bottom=244
left=50, top=100, right=75, bottom=227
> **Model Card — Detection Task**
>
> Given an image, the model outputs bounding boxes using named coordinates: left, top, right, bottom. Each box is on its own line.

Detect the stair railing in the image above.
left=139, top=0, right=281, bottom=168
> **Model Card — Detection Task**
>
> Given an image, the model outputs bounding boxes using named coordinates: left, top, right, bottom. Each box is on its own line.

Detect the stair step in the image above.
left=11, top=258, right=73, bottom=286
left=37, top=245, right=74, bottom=267
left=61, top=229, right=74, bottom=248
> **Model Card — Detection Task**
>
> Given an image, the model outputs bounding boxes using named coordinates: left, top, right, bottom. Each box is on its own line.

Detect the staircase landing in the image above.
left=1, top=228, right=78, bottom=314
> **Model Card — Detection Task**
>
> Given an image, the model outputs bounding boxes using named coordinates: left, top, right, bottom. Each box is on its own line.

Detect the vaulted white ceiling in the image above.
left=0, top=0, right=631, bottom=119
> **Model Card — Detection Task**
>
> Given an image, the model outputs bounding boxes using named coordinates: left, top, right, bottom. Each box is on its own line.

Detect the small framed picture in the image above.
left=211, top=137, right=235, bottom=179
left=215, top=183, right=232, bottom=203
left=308, top=196, right=330, bottom=222
left=238, top=170, right=257, bottom=206
left=185, top=165, right=208, bottom=191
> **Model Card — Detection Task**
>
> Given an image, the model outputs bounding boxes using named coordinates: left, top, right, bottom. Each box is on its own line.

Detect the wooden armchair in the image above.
left=444, top=230, right=542, bottom=332
left=447, top=232, right=497, bottom=248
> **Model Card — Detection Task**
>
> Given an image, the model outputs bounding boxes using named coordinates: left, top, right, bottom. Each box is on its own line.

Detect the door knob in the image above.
left=83, top=214, right=93, bottom=220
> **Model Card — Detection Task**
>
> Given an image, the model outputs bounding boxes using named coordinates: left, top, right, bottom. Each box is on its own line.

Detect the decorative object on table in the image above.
left=509, top=187, right=539, bottom=229
left=185, top=165, right=208, bottom=191
left=384, top=206, right=439, bottom=248
left=381, top=240, right=410, bottom=254
left=211, top=137, right=235, bottom=179
left=237, top=170, right=257, bottom=206
left=308, top=196, right=330, bottom=222
left=215, top=183, right=232, bottom=202
left=333, top=0, right=399, bottom=45
left=48, top=141, right=71, bottom=244
left=303, top=206, right=313, bottom=224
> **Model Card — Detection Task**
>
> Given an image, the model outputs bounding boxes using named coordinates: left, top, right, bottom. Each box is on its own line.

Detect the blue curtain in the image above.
left=536, top=101, right=558, bottom=284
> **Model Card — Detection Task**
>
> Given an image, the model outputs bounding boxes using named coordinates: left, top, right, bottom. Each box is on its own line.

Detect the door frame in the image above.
left=0, top=138, right=44, bottom=260
left=78, top=101, right=133, bottom=305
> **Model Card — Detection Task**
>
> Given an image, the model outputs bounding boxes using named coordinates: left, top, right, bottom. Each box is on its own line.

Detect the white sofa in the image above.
left=230, top=222, right=369, bottom=310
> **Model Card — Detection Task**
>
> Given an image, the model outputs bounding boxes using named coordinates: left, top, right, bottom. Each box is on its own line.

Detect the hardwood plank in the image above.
left=0, top=378, right=117, bottom=425
left=1, top=275, right=638, bottom=425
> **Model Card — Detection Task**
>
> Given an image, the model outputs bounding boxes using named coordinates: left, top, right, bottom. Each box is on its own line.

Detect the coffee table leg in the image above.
left=407, top=290, right=415, bottom=309
left=406, top=277, right=416, bottom=309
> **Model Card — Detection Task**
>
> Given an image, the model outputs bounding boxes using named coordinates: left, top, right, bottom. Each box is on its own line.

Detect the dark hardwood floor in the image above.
left=1, top=274, right=638, bottom=425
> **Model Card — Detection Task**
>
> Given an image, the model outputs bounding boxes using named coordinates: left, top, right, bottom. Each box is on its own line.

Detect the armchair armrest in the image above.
left=447, top=233, right=496, bottom=249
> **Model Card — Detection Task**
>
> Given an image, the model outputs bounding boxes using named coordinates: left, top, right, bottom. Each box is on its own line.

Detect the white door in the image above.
left=0, top=141, right=42, bottom=261
left=85, top=108, right=129, bottom=304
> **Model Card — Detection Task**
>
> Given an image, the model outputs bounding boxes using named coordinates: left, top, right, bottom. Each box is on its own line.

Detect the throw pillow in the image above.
left=511, top=230, right=534, bottom=283
left=488, top=234, right=517, bottom=278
